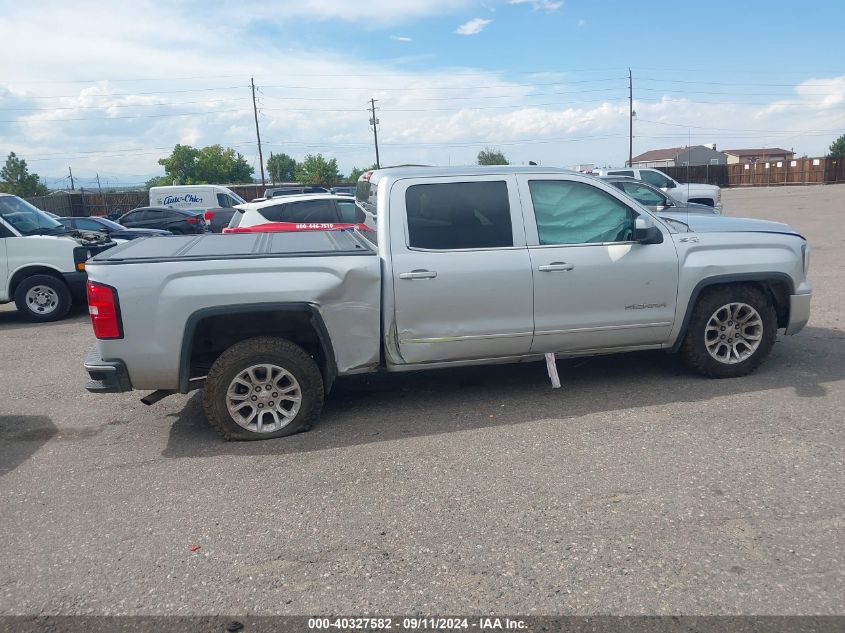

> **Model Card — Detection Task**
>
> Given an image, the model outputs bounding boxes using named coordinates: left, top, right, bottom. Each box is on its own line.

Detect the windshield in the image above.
left=0, top=196, right=66, bottom=236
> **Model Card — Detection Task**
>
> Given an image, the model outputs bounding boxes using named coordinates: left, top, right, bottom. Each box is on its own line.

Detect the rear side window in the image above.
left=528, top=180, right=634, bottom=245
left=608, top=170, right=635, bottom=177
left=259, top=199, right=340, bottom=223
left=338, top=200, right=364, bottom=223
left=405, top=181, right=513, bottom=250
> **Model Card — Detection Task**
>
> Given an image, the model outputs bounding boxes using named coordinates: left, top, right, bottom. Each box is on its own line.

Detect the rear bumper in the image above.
left=785, top=292, right=812, bottom=335
left=84, top=347, right=133, bottom=393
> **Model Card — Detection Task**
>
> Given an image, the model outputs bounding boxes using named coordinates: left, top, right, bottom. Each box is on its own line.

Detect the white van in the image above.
left=0, top=194, right=115, bottom=322
left=149, top=185, right=246, bottom=211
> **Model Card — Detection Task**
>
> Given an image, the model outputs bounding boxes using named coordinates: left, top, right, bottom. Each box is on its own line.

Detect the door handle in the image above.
left=538, top=262, right=575, bottom=272
left=399, top=270, right=438, bottom=280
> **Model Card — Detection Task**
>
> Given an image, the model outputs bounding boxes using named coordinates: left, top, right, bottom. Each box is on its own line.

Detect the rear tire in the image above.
left=203, top=337, right=324, bottom=441
left=679, top=284, right=777, bottom=378
left=13, top=274, right=72, bottom=322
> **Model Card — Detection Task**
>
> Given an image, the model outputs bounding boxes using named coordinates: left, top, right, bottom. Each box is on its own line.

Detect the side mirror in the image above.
left=634, top=216, right=664, bottom=244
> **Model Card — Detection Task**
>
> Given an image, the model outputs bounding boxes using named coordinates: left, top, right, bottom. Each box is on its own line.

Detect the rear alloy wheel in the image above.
left=13, top=274, right=72, bottom=322
left=680, top=285, right=777, bottom=378
left=203, top=337, right=324, bottom=440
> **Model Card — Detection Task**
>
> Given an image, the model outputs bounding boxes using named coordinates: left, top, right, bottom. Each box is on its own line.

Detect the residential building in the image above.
left=723, top=148, right=795, bottom=165
left=628, top=145, right=727, bottom=168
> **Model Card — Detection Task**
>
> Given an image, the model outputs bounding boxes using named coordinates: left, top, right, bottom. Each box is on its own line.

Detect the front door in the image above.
left=389, top=176, right=534, bottom=364
left=516, top=175, right=680, bottom=353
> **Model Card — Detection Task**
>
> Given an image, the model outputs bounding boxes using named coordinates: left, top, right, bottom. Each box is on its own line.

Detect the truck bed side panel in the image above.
left=88, top=243, right=380, bottom=390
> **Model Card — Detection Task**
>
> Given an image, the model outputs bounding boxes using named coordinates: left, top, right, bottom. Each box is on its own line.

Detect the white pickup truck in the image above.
left=599, top=167, right=722, bottom=212
left=83, top=166, right=811, bottom=441
left=1, top=194, right=115, bottom=321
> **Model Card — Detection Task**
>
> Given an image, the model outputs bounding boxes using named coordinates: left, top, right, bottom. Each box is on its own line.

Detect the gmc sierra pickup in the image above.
left=84, top=166, right=811, bottom=440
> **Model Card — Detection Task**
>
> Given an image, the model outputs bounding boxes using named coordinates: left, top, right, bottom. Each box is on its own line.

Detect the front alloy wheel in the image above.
left=680, top=284, right=777, bottom=378
left=704, top=302, right=764, bottom=364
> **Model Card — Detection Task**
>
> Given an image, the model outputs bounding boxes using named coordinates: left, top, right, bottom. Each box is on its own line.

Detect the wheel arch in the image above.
left=8, top=265, right=67, bottom=297
left=179, top=302, right=338, bottom=395
left=670, top=273, right=794, bottom=353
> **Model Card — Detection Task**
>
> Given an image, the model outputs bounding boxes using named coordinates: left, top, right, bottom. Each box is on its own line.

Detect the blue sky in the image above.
left=0, top=0, right=843, bottom=187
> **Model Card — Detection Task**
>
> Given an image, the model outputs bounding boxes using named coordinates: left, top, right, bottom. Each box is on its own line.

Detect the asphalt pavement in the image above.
left=1, top=185, right=843, bottom=615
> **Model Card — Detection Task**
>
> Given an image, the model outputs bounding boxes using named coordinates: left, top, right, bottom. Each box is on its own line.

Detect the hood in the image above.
left=669, top=201, right=719, bottom=214
left=662, top=212, right=802, bottom=237
left=674, top=182, right=719, bottom=196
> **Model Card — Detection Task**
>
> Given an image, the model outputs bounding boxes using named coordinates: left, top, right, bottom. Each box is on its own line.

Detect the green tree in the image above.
left=829, top=133, right=845, bottom=158
left=267, top=152, right=298, bottom=183
left=145, top=175, right=172, bottom=188
left=347, top=164, right=377, bottom=183
left=0, top=152, right=49, bottom=196
left=157, top=144, right=199, bottom=184
left=155, top=144, right=254, bottom=185
left=295, top=154, right=341, bottom=186
left=477, top=147, right=509, bottom=166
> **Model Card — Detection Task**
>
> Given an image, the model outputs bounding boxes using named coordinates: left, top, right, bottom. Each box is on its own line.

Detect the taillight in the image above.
left=87, top=281, right=122, bottom=339
left=186, top=216, right=198, bottom=225
left=204, top=210, right=216, bottom=220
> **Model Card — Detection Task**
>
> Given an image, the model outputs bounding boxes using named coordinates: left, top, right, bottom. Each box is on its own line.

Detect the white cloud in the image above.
left=577, top=18, right=586, bottom=27
left=508, top=0, right=564, bottom=12
left=390, top=35, right=413, bottom=42
left=456, top=18, right=492, bottom=35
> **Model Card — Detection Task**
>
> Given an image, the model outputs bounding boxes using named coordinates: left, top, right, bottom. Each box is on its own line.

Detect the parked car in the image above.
left=330, top=185, right=356, bottom=196
left=202, top=208, right=239, bottom=233
left=600, top=176, right=719, bottom=215
left=598, top=167, right=722, bottom=211
left=264, top=186, right=330, bottom=199
left=227, top=194, right=367, bottom=231
left=118, top=207, right=208, bottom=234
left=58, top=216, right=172, bottom=240
left=0, top=194, right=115, bottom=322
left=84, top=166, right=811, bottom=441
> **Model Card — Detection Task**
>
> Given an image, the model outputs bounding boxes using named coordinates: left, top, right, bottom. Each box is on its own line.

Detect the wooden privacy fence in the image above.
left=660, top=156, right=845, bottom=187
left=26, top=191, right=149, bottom=217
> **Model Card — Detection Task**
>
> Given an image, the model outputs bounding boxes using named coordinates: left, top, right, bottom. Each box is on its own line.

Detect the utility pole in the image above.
left=369, top=98, right=381, bottom=169
left=628, top=68, right=633, bottom=168
left=68, top=166, right=75, bottom=190
left=251, top=77, right=266, bottom=185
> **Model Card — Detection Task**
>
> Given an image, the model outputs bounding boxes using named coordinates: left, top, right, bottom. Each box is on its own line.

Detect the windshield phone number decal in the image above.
left=309, top=617, right=527, bottom=630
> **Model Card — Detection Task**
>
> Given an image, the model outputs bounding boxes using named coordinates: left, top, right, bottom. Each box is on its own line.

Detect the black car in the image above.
left=118, top=207, right=208, bottom=234
left=264, top=186, right=330, bottom=199
left=58, top=216, right=172, bottom=240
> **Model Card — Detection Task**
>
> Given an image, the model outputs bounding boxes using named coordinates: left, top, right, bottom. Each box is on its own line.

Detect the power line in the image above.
left=14, top=85, right=247, bottom=99
left=0, top=97, right=251, bottom=112
left=1, top=108, right=245, bottom=123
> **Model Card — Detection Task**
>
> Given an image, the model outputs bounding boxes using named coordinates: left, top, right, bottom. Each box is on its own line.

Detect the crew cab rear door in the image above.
left=516, top=174, right=679, bottom=353
left=388, top=175, right=534, bottom=364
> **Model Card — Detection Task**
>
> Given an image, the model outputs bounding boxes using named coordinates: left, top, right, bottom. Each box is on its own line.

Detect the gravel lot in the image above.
left=1, top=185, right=843, bottom=616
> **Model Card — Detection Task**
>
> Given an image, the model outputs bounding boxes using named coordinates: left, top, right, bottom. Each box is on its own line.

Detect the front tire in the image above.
left=679, top=285, right=777, bottom=378
left=203, top=337, right=324, bottom=441
left=13, top=274, right=73, bottom=322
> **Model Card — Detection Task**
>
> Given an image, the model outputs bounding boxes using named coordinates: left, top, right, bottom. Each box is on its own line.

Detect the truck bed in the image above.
left=91, top=230, right=375, bottom=264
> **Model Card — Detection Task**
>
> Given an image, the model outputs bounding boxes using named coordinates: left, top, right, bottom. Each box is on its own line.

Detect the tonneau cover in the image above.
left=90, top=230, right=374, bottom=264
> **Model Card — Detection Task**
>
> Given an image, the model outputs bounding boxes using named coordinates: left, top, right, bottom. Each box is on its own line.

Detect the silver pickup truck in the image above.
left=84, top=166, right=811, bottom=441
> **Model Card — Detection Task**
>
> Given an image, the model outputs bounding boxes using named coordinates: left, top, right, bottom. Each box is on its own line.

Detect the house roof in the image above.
left=630, top=146, right=688, bottom=163
left=723, top=148, right=793, bottom=157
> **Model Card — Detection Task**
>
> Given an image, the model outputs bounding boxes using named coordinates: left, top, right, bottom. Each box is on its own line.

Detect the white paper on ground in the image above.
left=545, top=352, right=561, bottom=389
